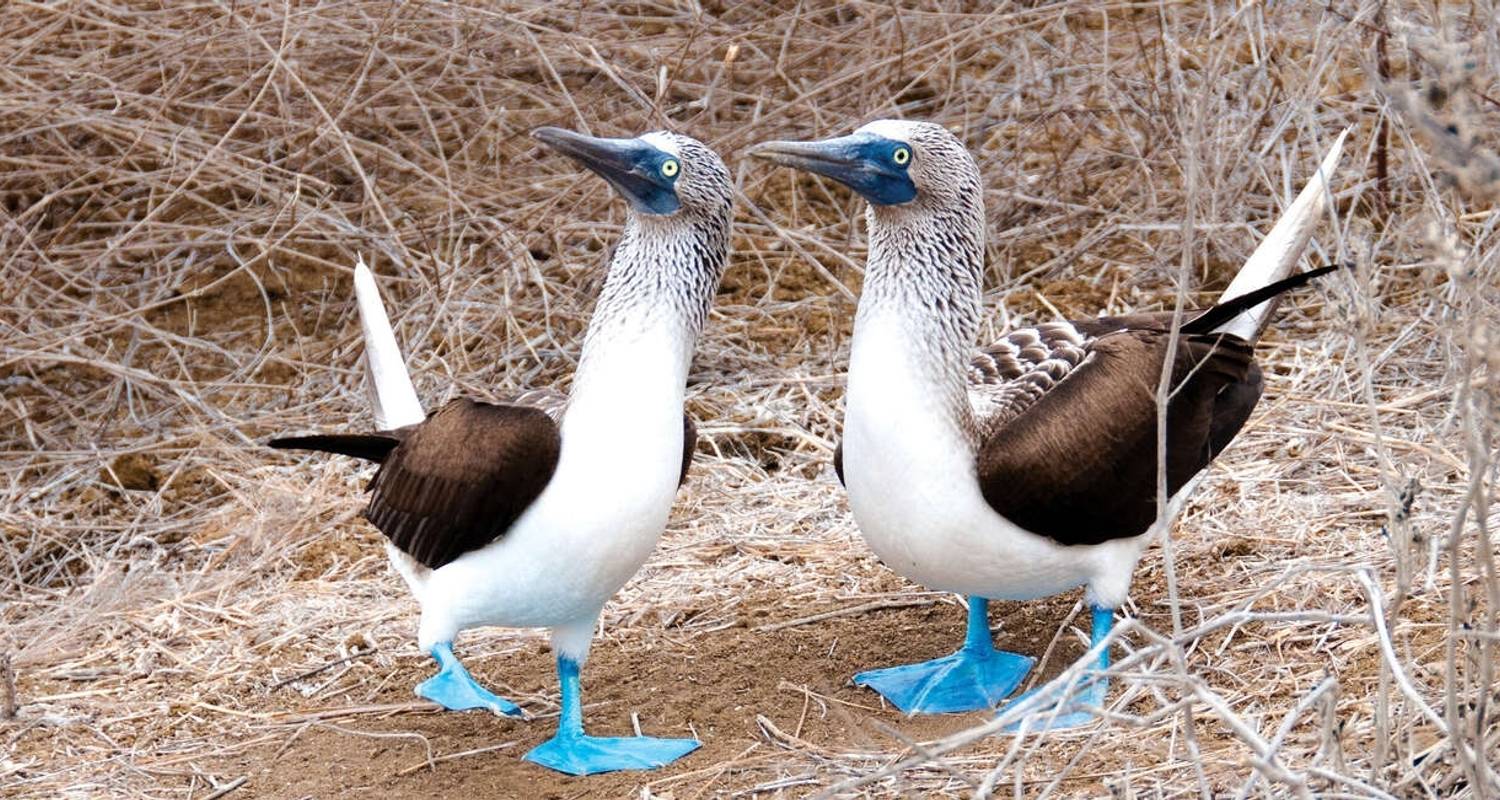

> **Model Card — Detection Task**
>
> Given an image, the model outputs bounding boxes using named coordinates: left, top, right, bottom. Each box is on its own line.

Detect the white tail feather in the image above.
left=1215, top=128, right=1349, bottom=341
left=354, top=258, right=425, bottom=430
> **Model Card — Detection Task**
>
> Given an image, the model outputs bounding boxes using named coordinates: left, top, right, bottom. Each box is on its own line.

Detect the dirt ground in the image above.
left=206, top=597, right=1077, bottom=799
left=8, top=448, right=1411, bottom=798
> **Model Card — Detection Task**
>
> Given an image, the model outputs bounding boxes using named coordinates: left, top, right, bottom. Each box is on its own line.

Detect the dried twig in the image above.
left=754, top=597, right=940, bottom=632
left=268, top=646, right=378, bottom=692
left=393, top=740, right=518, bottom=777
left=199, top=776, right=248, bottom=800
left=1, top=653, right=15, bottom=720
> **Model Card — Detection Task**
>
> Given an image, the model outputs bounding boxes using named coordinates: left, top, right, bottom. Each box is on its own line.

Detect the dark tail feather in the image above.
left=269, top=434, right=400, bottom=462
left=1183, top=264, right=1343, bottom=336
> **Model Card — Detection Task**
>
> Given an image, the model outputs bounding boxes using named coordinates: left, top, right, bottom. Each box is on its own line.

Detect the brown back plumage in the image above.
left=976, top=323, right=1259, bottom=547
left=837, top=268, right=1340, bottom=543
left=365, top=399, right=561, bottom=570
left=832, top=321, right=1263, bottom=540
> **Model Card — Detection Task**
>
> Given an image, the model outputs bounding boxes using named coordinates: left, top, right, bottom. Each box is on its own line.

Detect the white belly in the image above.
left=419, top=458, right=678, bottom=635
left=844, top=318, right=1149, bottom=606
left=403, top=325, right=688, bottom=649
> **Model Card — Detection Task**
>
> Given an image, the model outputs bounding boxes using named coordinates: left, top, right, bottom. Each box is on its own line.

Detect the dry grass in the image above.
left=2, top=1, right=1497, bottom=797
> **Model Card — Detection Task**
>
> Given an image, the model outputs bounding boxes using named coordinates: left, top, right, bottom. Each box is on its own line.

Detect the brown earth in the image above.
left=206, top=597, right=1081, bottom=799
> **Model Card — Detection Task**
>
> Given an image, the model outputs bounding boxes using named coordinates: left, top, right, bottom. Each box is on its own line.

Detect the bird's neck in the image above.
left=569, top=214, right=724, bottom=418
left=850, top=203, right=986, bottom=440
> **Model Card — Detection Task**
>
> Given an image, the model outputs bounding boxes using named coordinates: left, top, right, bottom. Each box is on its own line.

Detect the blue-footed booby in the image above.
left=270, top=126, right=732, bottom=773
left=752, top=121, right=1345, bottom=726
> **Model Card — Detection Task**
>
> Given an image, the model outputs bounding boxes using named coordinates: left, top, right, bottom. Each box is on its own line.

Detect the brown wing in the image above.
left=833, top=320, right=1140, bottom=486
left=365, top=398, right=561, bottom=570
left=680, top=415, right=696, bottom=487
left=976, top=329, right=1260, bottom=547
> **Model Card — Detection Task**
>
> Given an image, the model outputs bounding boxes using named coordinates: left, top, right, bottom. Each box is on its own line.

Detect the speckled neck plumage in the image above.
left=856, top=155, right=987, bottom=447
left=575, top=197, right=731, bottom=390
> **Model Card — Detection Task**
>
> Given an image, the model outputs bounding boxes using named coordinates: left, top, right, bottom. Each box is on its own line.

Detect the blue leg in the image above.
left=1001, top=605, right=1114, bottom=731
left=853, top=596, right=1034, bottom=714
left=523, top=655, right=700, bottom=776
left=414, top=642, right=525, bottom=717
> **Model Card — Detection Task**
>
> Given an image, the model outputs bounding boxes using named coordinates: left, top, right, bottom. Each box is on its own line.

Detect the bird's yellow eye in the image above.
left=661, top=159, right=679, bottom=178
left=892, top=147, right=911, bottom=166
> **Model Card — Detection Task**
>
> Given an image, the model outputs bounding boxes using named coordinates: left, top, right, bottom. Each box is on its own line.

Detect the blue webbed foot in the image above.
left=855, top=646, right=1033, bottom=714
left=853, top=596, right=1032, bottom=714
left=524, top=733, right=700, bottom=776
left=415, top=642, right=526, bottom=717
left=524, top=653, right=698, bottom=775
left=1000, top=605, right=1116, bottom=733
left=999, top=685, right=1102, bottom=732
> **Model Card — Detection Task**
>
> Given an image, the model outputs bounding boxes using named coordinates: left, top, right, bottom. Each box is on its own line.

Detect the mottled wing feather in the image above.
left=967, top=321, right=1092, bottom=435
left=976, top=328, right=1259, bottom=546
left=365, top=398, right=561, bottom=570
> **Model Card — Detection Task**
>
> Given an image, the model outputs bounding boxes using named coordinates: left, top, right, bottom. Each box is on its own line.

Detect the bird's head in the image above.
left=749, top=119, right=980, bottom=216
left=533, top=127, right=731, bottom=222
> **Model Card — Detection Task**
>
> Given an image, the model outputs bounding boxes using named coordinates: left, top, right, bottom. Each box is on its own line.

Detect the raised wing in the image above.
left=976, top=326, right=1260, bottom=546
left=366, top=398, right=561, bottom=570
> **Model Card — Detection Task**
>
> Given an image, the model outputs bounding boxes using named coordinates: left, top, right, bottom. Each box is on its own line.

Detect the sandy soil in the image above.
left=203, top=597, right=1080, bottom=799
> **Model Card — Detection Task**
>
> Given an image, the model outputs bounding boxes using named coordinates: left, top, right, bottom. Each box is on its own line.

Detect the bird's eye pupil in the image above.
left=893, top=147, right=911, bottom=165
left=662, top=160, right=679, bottom=177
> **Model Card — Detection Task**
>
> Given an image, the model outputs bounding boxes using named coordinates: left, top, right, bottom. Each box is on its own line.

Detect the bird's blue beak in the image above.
left=749, top=132, right=917, bottom=206
left=533, top=127, right=682, bottom=215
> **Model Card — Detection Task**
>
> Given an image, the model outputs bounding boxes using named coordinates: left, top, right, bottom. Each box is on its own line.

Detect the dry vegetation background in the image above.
left=3, top=1, right=1498, bottom=798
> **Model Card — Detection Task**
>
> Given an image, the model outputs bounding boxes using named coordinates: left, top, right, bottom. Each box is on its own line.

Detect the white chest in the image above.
left=842, top=316, right=1137, bottom=602
left=423, top=326, right=689, bottom=629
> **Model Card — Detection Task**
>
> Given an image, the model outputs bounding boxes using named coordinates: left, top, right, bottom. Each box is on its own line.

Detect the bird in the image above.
left=269, top=125, right=733, bottom=774
left=750, top=120, right=1345, bottom=727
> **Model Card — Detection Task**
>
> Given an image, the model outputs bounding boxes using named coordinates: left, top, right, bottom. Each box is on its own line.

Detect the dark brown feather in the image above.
left=1180, top=264, right=1340, bottom=335
left=1209, top=361, right=1263, bottom=458
left=833, top=440, right=844, bottom=487
left=976, top=327, right=1259, bottom=546
left=965, top=263, right=1340, bottom=545
left=365, top=398, right=561, bottom=570
left=269, top=433, right=401, bottom=462
left=832, top=314, right=1249, bottom=491
left=680, top=415, right=697, bottom=487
